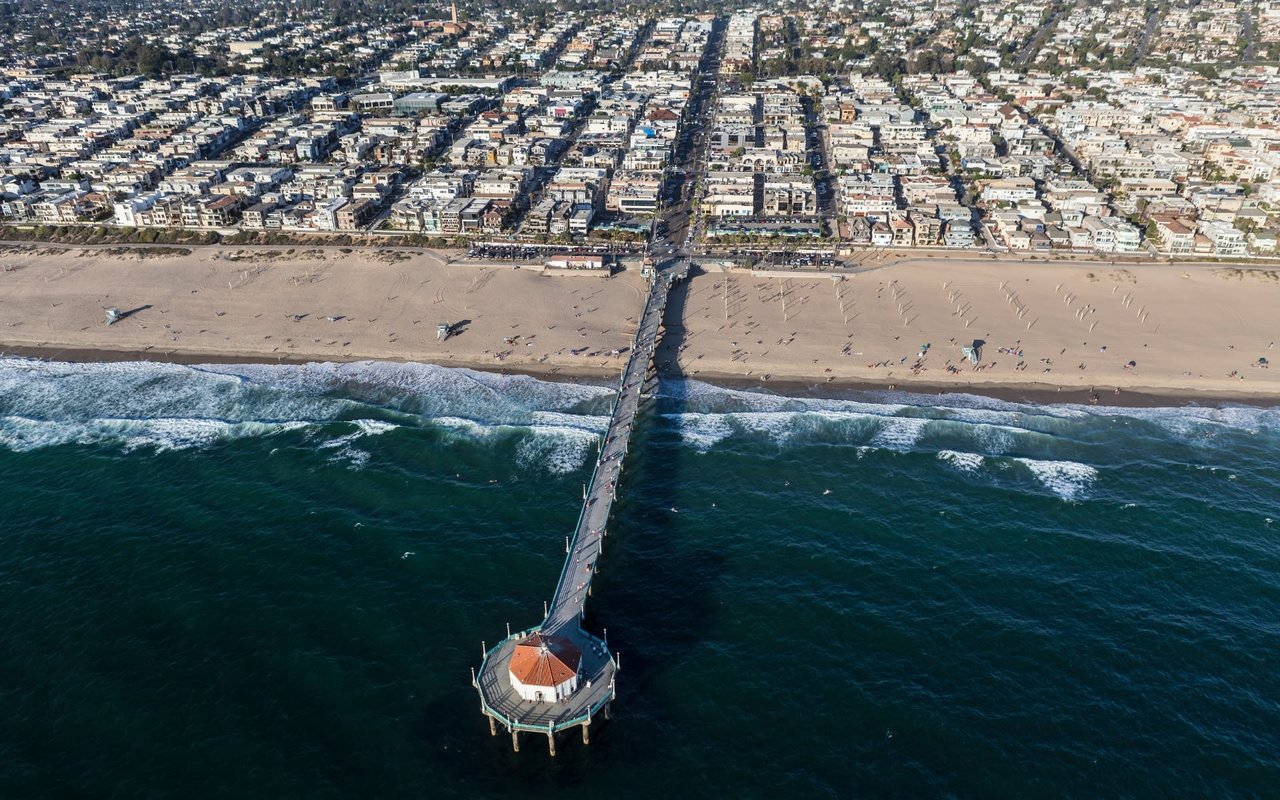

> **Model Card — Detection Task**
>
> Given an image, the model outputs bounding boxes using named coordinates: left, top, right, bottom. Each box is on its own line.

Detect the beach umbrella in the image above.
left=1127, top=360, right=1137, bottom=368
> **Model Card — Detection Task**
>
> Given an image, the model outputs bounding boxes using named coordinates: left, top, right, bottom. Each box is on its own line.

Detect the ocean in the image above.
left=1, top=357, right=1277, bottom=798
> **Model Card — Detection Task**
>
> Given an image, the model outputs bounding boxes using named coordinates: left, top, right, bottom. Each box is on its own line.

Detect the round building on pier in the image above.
left=508, top=632, right=582, bottom=703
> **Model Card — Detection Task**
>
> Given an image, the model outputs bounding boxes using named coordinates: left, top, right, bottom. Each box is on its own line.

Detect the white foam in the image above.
left=0, top=358, right=610, bottom=473
left=0, top=356, right=613, bottom=429
left=429, top=413, right=604, bottom=475
left=327, top=444, right=371, bottom=469
left=675, top=378, right=1280, bottom=443
left=1014, top=457, right=1098, bottom=500
left=970, top=424, right=1018, bottom=455
left=352, top=419, right=398, bottom=436
left=869, top=417, right=929, bottom=452
left=668, top=380, right=1078, bottom=455
left=721, top=411, right=809, bottom=442
left=937, top=450, right=985, bottom=473
left=666, top=405, right=1032, bottom=456
left=668, top=409, right=889, bottom=451
left=670, top=413, right=735, bottom=452
left=0, top=357, right=349, bottom=425
left=522, top=412, right=608, bottom=475
left=1116, top=405, right=1280, bottom=442
left=515, top=426, right=598, bottom=475
left=0, top=414, right=308, bottom=453
left=668, top=378, right=909, bottom=418
left=318, top=431, right=359, bottom=450
left=528, top=410, right=610, bottom=435
left=121, top=419, right=309, bottom=453
left=662, top=379, right=797, bottom=413
left=430, top=416, right=490, bottom=434
left=317, top=419, right=401, bottom=452
left=4, top=357, right=1276, bottom=476
left=201, top=360, right=614, bottom=419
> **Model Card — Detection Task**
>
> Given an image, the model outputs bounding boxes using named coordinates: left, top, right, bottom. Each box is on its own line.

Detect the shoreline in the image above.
left=4, top=342, right=1278, bottom=409
left=2, top=243, right=1278, bottom=409
left=687, top=370, right=1280, bottom=409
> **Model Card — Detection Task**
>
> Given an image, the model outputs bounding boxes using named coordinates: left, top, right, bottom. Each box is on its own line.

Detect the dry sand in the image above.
left=3, top=244, right=1279, bottom=403
left=663, top=259, right=1280, bottom=402
left=0, top=243, right=646, bottom=378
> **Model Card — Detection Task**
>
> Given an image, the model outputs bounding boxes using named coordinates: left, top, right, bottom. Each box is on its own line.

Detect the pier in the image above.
left=472, top=258, right=687, bottom=756
left=471, top=13, right=719, bottom=756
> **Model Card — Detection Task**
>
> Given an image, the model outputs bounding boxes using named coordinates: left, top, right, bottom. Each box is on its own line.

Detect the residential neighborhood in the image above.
left=2, top=0, right=1279, bottom=259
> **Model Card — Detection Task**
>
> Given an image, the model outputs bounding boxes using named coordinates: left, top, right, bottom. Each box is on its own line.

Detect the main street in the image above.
left=653, top=17, right=725, bottom=258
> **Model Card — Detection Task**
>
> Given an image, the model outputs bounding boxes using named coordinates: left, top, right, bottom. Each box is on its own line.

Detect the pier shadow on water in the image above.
left=422, top=272, right=724, bottom=790
left=573, top=269, right=728, bottom=768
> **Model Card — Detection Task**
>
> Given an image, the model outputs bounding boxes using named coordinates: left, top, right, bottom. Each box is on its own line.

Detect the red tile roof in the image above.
left=509, top=632, right=582, bottom=687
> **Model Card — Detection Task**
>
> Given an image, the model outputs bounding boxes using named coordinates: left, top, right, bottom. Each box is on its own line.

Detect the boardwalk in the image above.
left=473, top=259, right=687, bottom=754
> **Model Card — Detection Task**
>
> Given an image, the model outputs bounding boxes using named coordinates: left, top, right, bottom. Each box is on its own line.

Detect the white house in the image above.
left=981, top=177, right=1037, bottom=204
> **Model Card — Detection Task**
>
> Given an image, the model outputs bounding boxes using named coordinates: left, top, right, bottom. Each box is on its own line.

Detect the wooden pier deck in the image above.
left=545, top=264, right=682, bottom=635
left=473, top=259, right=687, bottom=754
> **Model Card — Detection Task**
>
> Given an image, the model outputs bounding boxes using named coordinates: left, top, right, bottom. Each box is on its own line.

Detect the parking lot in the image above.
left=468, top=245, right=542, bottom=261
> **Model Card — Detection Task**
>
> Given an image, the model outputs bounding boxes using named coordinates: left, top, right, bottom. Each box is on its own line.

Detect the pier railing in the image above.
left=544, top=272, right=668, bottom=631
left=543, top=391, right=618, bottom=632
left=475, top=622, right=617, bottom=734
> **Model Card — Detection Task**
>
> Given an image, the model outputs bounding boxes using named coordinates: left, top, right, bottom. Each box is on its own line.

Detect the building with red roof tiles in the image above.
left=508, top=632, right=582, bottom=702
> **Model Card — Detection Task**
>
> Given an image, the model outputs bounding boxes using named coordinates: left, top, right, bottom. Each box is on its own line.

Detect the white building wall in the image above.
left=510, top=672, right=579, bottom=702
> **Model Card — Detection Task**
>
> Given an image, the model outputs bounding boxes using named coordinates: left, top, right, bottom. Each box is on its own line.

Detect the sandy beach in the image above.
left=0, top=243, right=646, bottom=379
left=2, top=243, right=1279, bottom=403
left=663, top=259, right=1280, bottom=403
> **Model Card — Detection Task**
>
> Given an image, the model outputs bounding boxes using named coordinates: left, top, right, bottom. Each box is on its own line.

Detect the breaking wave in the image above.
left=937, top=449, right=985, bottom=473
left=934, top=450, right=1098, bottom=499
left=3, top=359, right=1277, bottom=489
left=1012, top=457, right=1099, bottom=500
left=660, top=379, right=1280, bottom=501
left=0, top=358, right=611, bottom=473
left=0, top=415, right=310, bottom=453
left=664, top=379, right=1280, bottom=449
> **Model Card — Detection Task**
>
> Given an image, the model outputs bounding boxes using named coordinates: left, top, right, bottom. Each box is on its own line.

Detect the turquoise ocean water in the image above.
left=0, top=357, right=1277, bottom=798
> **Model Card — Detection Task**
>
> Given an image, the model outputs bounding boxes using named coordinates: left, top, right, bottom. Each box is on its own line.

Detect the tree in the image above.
left=871, top=51, right=905, bottom=82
